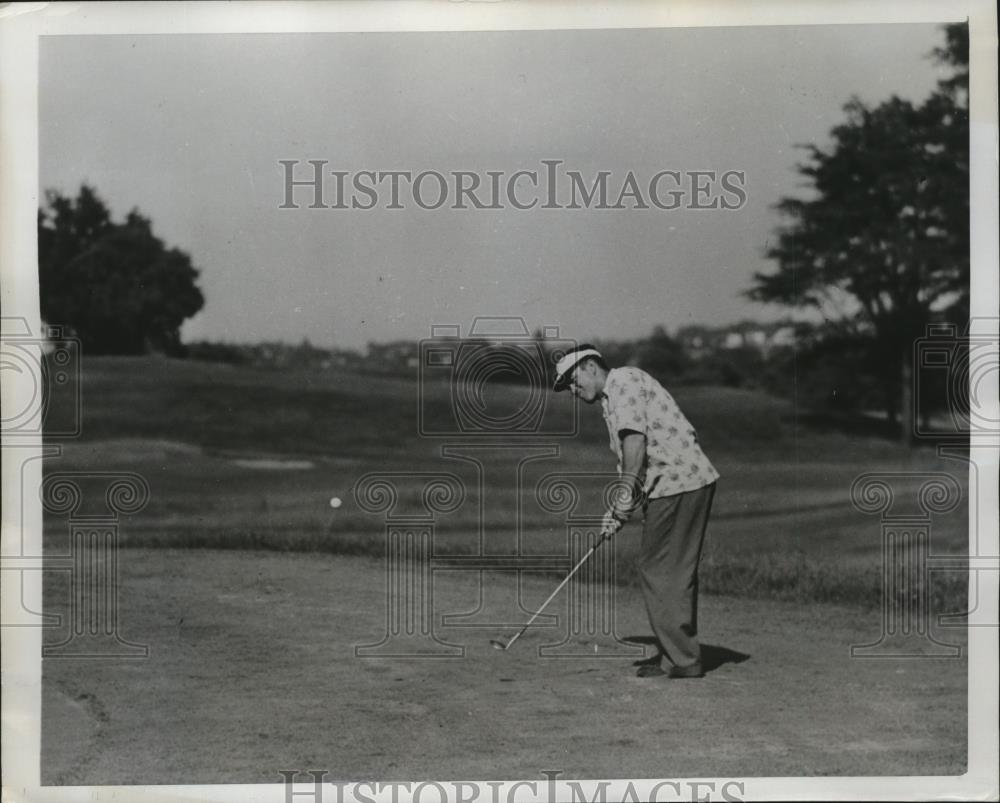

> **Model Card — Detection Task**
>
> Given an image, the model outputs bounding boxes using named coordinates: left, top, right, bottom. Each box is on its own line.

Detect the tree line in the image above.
left=748, top=23, right=969, bottom=440
left=39, top=185, right=204, bottom=355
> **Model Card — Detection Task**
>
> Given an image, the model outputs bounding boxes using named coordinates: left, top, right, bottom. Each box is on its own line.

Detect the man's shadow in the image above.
left=623, top=636, right=750, bottom=673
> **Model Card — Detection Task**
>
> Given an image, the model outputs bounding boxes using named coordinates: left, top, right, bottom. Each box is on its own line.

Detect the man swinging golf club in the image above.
left=553, top=344, right=719, bottom=679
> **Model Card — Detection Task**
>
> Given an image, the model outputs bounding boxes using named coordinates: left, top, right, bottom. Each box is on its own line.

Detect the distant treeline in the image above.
left=184, top=316, right=958, bottom=426
left=181, top=320, right=800, bottom=405
left=184, top=320, right=798, bottom=389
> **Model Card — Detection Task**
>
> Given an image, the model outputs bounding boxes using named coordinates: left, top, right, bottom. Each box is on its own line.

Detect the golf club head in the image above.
left=489, top=639, right=509, bottom=651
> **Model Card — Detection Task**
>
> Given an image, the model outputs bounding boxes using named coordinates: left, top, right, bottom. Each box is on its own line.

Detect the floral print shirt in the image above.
left=601, top=367, right=719, bottom=498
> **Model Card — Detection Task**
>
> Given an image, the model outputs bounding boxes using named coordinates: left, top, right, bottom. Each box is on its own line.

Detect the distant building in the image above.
left=366, top=341, right=418, bottom=373
left=677, top=320, right=798, bottom=360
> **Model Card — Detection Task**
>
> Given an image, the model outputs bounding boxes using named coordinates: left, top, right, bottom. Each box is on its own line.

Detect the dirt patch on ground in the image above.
left=42, top=549, right=967, bottom=784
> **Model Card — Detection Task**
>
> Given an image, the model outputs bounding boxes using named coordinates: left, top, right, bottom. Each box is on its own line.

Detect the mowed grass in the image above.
left=43, top=356, right=969, bottom=611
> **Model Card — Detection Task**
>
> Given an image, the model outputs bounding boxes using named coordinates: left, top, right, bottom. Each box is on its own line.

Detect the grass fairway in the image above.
left=40, top=356, right=970, bottom=782
left=46, top=356, right=969, bottom=608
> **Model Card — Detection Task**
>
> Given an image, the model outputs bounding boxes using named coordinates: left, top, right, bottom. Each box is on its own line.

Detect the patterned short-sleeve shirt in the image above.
left=601, top=367, right=719, bottom=498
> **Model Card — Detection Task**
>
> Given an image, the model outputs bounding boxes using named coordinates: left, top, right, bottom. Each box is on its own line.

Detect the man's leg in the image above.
left=638, top=483, right=716, bottom=670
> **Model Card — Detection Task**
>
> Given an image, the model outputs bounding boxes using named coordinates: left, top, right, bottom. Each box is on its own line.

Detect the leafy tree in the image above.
left=636, top=325, right=689, bottom=381
left=748, top=24, right=969, bottom=441
left=38, top=185, right=205, bottom=355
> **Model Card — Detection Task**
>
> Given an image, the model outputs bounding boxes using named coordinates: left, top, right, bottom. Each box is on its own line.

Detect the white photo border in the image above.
left=2, top=2, right=997, bottom=801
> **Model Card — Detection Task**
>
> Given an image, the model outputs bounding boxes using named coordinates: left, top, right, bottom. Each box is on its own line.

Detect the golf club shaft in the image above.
left=504, top=530, right=613, bottom=649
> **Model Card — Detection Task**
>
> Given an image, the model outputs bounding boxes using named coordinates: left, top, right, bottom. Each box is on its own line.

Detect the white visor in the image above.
left=553, top=348, right=603, bottom=390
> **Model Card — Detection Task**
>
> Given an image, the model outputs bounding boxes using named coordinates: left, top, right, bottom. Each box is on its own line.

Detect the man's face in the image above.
left=568, top=360, right=603, bottom=404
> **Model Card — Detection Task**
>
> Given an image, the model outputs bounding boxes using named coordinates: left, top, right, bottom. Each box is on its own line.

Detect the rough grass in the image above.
left=87, top=523, right=967, bottom=613
left=42, top=356, right=971, bottom=613
left=699, top=551, right=968, bottom=612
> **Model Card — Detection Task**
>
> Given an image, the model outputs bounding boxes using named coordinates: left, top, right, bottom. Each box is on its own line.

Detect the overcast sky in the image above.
left=40, top=23, right=951, bottom=350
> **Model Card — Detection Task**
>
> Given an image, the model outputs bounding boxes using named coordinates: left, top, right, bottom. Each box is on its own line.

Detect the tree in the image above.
left=38, top=185, right=205, bottom=355
left=748, top=24, right=969, bottom=441
left=636, top=325, right=689, bottom=381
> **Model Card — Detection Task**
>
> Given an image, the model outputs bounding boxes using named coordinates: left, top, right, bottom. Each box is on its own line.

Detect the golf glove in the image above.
left=601, top=510, right=626, bottom=536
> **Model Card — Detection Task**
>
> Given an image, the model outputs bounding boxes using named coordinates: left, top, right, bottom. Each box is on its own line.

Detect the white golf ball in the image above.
left=330, top=497, right=342, bottom=509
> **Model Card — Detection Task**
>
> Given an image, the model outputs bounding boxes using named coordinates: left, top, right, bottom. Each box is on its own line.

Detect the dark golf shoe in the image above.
left=667, top=662, right=704, bottom=679
left=635, top=663, right=666, bottom=678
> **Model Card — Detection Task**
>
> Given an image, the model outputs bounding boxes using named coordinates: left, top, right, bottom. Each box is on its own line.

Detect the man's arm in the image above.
left=613, top=430, right=646, bottom=521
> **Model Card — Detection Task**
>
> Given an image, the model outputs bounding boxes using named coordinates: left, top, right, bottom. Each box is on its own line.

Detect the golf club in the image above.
left=490, top=522, right=621, bottom=651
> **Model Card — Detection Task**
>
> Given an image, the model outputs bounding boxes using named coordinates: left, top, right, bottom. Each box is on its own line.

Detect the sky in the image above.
left=39, top=23, right=952, bottom=350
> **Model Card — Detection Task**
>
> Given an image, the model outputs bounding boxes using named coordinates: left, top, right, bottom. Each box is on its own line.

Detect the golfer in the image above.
left=554, top=344, right=719, bottom=679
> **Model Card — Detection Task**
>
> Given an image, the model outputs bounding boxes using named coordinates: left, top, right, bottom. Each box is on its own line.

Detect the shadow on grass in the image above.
left=623, top=636, right=751, bottom=673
